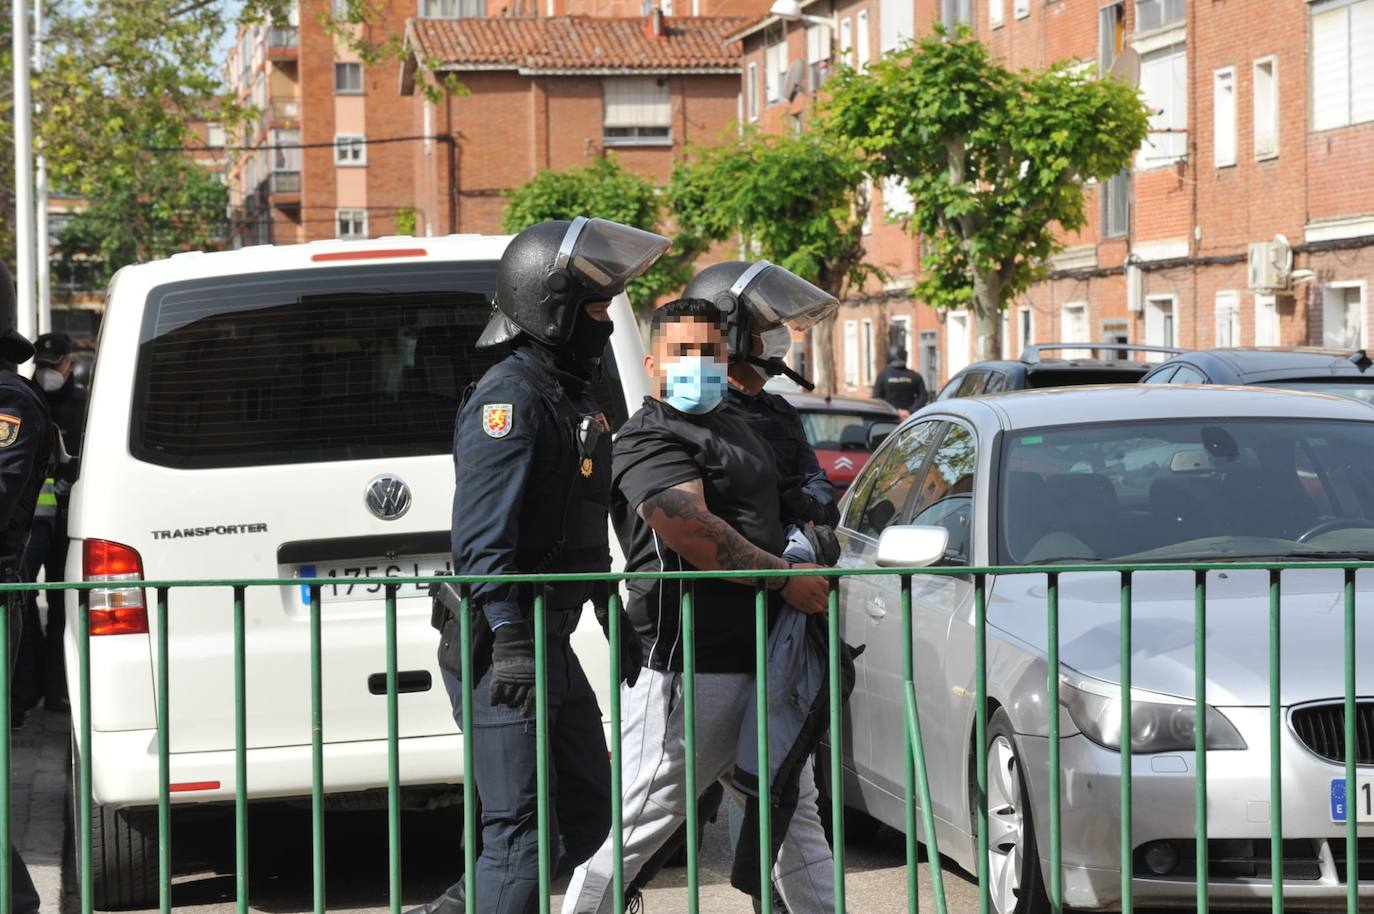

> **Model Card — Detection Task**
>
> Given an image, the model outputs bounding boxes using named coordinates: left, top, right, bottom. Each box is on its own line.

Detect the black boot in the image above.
left=404, top=880, right=465, bottom=914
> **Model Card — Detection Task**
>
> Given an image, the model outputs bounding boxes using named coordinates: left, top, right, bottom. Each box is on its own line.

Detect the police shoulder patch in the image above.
left=0, top=414, right=21, bottom=449
left=482, top=403, right=514, bottom=439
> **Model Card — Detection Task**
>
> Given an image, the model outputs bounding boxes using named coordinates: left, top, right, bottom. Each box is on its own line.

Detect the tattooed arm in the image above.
left=637, top=480, right=830, bottom=614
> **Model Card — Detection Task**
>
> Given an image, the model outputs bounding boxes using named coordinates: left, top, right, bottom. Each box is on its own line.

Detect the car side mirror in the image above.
left=867, top=422, right=896, bottom=450
left=876, top=525, right=950, bottom=568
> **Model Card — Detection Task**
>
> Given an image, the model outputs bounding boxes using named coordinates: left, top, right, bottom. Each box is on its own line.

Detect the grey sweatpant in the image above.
left=560, top=669, right=836, bottom=914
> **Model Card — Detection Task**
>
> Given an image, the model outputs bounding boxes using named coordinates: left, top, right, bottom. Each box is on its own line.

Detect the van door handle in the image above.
left=865, top=597, right=887, bottom=620
left=368, top=671, right=432, bottom=695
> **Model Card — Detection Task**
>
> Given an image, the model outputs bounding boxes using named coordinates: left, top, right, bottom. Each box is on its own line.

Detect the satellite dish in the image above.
left=784, top=59, right=806, bottom=101
left=1108, top=46, right=1140, bottom=88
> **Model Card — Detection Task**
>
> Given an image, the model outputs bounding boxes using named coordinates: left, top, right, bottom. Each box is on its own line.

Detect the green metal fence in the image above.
left=5, top=560, right=1371, bottom=914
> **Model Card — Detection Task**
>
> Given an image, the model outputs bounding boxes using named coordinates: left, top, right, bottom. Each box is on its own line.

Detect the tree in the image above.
left=822, top=26, right=1151, bottom=359
left=502, top=156, right=698, bottom=316
left=667, top=128, right=878, bottom=397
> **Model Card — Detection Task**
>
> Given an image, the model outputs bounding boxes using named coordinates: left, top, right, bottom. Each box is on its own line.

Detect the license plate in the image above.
left=1330, top=777, right=1374, bottom=825
left=296, top=554, right=453, bottom=604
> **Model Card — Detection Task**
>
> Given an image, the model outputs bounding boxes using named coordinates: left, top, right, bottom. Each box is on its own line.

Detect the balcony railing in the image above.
left=268, top=27, right=298, bottom=49
left=271, top=97, right=300, bottom=120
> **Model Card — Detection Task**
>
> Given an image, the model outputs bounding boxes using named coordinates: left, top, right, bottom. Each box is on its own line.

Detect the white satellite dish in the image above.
left=784, top=59, right=806, bottom=101
left=1108, top=46, right=1140, bottom=89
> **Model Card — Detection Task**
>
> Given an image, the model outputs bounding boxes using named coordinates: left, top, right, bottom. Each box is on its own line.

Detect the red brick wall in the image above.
left=298, top=0, right=338, bottom=243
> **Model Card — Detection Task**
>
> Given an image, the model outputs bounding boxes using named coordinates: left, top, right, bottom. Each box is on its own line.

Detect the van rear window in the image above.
left=131, top=262, right=627, bottom=469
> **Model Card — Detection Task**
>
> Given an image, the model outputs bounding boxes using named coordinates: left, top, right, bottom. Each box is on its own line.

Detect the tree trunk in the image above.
left=971, top=267, right=1003, bottom=362
left=811, top=314, right=836, bottom=398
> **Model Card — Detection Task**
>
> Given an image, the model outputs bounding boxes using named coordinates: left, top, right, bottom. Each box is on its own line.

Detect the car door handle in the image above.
left=865, top=597, right=887, bottom=619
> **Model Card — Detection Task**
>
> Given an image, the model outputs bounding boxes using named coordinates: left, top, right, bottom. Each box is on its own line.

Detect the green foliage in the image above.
left=394, top=206, right=418, bottom=237
left=503, top=156, right=695, bottom=314
left=667, top=127, right=877, bottom=297
left=822, top=26, right=1150, bottom=340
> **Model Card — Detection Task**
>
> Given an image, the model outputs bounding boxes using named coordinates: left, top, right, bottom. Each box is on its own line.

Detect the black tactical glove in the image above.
left=805, top=523, right=842, bottom=567
left=489, top=622, right=537, bottom=715
left=594, top=589, right=643, bottom=688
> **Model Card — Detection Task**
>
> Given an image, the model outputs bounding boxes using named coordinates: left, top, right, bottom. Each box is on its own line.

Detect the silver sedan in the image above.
left=831, top=385, right=1374, bottom=912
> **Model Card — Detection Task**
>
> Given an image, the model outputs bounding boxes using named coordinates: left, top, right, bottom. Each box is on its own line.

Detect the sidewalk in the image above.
left=11, top=708, right=69, bottom=914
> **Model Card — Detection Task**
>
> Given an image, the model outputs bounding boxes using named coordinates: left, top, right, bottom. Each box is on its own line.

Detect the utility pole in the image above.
left=12, top=0, right=37, bottom=346
left=34, top=0, right=50, bottom=336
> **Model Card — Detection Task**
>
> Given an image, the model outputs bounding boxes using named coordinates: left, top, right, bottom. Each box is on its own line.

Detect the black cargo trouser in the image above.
left=439, top=635, right=611, bottom=914
left=6, top=589, right=40, bottom=914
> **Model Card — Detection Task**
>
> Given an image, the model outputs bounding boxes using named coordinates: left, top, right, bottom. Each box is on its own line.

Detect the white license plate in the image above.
left=1330, top=776, right=1374, bottom=825
left=296, top=554, right=453, bottom=604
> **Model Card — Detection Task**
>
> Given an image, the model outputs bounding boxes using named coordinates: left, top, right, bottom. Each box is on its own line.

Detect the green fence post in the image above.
left=1194, top=571, right=1208, bottom=914
left=756, top=581, right=772, bottom=914
left=902, top=575, right=948, bottom=914
left=608, top=589, right=626, bottom=913
left=974, top=574, right=989, bottom=914
left=1120, top=571, right=1132, bottom=914
left=459, top=585, right=476, bottom=914
left=310, top=584, right=325, bottom=914
left=1046, top=573, right=1062, bottom=914
left=534, top=585, right=551, bottom=914
left=157, top=587, right=171, bottom=914
left=386, top=584, right=402, bottom=914
left=234, top=585, right=248, bottom=914
left=827, top=576, right=845, bottom=914
left=1268, top=569, right=1282, bottom=914
left=1343, top=567, right=1357, bottom=914
left=902, top=574, right=918, bottom=914
left=682, top=588, right=700, bottom=914
left=78, top=590, right=91, bottom=914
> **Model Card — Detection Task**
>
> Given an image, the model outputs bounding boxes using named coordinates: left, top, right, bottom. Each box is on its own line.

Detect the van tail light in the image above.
left=83, top=539, right=149, bottom=636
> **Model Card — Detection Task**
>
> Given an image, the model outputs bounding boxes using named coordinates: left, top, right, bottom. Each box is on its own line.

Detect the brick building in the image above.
left=738, top=0, right=1374, bottom=394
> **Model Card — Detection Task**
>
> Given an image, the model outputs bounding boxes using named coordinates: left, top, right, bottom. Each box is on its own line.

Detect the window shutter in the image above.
left=1214, top=69, right=1236, bottom=167
left=1253, top=60, right=1277, bottom=157
left=603, top=78, right=670, bottom=129
left=1352, top=0, right=1374, bottom=123
left=843, top=321, right=859, bottom=387
left=1312, top=7, right=1351, bottom=130
left=856, top=11, right=870, bottom=65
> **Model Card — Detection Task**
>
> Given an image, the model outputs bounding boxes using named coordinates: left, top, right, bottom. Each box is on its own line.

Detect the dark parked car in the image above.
left=1139, top=347, right=1374, bottom=403
left=937, top=343, right=1185, bottom=400
left=779, top=392, right=898, bottom=494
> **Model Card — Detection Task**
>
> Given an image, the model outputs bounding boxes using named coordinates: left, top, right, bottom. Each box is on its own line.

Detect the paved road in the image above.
left=98, top=803, right=980, bottom=914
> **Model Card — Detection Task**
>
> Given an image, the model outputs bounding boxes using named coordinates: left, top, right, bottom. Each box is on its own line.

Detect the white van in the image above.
left=66, top=236, right=646, bottom=906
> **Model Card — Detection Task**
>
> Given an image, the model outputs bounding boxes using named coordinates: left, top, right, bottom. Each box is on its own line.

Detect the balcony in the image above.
left=269, top=171, right=301, bottom=194
left=269, top=27, right=298, bottom=49
left=271, top=97, right=300, bottom=121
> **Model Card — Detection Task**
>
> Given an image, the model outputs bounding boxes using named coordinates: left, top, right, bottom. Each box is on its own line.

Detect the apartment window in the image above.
left=861, top=178, right=873, bottom=235
left=334, top=62, right=363, bottom=94
left=1323, top=282, right=1367, bottom=349
left=989, top=0, right=1003, bottom=28
left=765, top=41, right=787, bottom=102
left=806, top=24, right=832, bottom=91
left=1100, top=171, right=1129, bottom=237
left=1135, top=0, right=1184, bottom=32
left=603, top=78, right=671, bottom=146
left=1253, top=57, right=1279, bottom=158
left=882, top=177, right=914, bottom=221
left=919, top=330, right=939, bottom=390
left=1213, top=68, right=1236, bottom=167
left=336, top=209, right=367, bottom=240
left=334, top=134, right=367, bottom=165
left=1255, top=293, right=1279, bottom=346
left=419, top=0, right=485, bottom=15
left=1145, top=296, right=1176, bottom=352
left=1099, top=2, right=1124, bottom=75
left=940, top=0, right=971, bottom=27
left=856, top=11, right=871, bottom=66
left=1061, top=302, right=1089, bottom=357
left=839, top=18, right=853, bottom=66
left=1215, top=290, right=1240, bottom=347
left=1014, top=0, right=1029, bottom=19
left=861, top=319, right=876, bottom=385
left=1102, top=319, right=1130, bottom=358
left=885, top=0, right=917, bottom=52
left=332, top=0, right=348, bottom=15
left=1140, top=44, right=1188, bottom=165
left=1018, top=306, right=1034, bottom=352
left=746, top=62, right=759, bottom=121
left=1311, top=0, right=1374, bottom=131
left=947, top=312, right=971, bottom=375
left=206, top=123, right=226, bottom=148
left=844, top=320, right=860, bottom=387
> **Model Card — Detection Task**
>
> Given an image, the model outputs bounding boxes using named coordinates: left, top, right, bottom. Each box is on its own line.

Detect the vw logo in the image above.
left=365, top=475, right=412, bottom=521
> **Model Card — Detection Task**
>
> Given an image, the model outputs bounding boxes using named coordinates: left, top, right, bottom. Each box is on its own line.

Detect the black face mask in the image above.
left=568, top=313, right=615, bottom=375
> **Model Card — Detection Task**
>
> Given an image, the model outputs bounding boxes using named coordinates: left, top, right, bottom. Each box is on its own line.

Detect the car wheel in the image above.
left=980, top=709, right=1048, bottom=914
left=70, top=735, right=159, bottom=910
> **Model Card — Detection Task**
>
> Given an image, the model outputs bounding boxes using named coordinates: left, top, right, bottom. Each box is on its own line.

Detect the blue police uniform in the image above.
left=439, top=343, right=612, bottom=914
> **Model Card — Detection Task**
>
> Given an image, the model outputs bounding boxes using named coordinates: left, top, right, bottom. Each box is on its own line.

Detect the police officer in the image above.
left=415, top=218, right=668, bottom=914
left=871, top=345, right=927, bottom=417
left=0, top=262, right=52, bottom=914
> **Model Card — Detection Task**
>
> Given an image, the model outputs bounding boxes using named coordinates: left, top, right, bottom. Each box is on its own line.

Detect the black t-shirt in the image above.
left=612, top=397, right=785, bottom=673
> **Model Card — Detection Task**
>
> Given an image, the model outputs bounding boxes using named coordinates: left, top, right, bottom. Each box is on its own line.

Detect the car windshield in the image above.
left=1254, top=379, right=1374, bottom=405
left=798, top=411, right=893, bottom=452
left=999, top=417, right=1374, bottom=564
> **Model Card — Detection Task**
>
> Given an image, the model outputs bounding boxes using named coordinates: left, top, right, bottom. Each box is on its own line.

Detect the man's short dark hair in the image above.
left=649, top=298, right=726, bottom=339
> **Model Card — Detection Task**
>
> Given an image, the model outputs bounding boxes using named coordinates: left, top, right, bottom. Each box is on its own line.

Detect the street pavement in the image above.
left=13, top=708, right=69, bottom=914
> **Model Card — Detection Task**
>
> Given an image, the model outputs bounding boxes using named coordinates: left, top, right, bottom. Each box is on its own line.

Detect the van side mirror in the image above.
left=867, top=421, right=897, bottom=450
left=875, top=525, right=950, bottom=568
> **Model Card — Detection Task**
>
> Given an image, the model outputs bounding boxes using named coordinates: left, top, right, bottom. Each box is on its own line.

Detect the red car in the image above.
left=780, top=392, right=899, bottom=494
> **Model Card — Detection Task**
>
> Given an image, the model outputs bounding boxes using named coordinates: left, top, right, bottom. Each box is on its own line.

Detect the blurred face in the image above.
left=645, top=315, right=727, bottom=399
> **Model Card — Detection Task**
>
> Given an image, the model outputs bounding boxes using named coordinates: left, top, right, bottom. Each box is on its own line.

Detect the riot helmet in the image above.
left=478, top=217, right=670, bottom=350
left=0, top=262, right=36, bottom=370
left=683, top=260, right=837, bottom=391
left=887, top=345, right=907, bottom=366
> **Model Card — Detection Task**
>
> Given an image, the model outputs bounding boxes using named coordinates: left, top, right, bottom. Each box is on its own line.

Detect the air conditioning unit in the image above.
left=1247, top=234, right=1293, bottom=291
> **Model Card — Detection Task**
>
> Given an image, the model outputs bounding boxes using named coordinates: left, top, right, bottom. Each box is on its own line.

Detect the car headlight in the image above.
left=1061, top=673, right=1247, bottom=753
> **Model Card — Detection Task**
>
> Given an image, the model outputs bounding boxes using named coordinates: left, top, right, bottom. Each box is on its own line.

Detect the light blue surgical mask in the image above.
left=664, top=355, right=728, bottom=415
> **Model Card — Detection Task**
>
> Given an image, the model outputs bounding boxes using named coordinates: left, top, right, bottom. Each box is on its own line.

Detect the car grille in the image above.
left=1290, top=701, right=1374, bottom=764
left=1330, top=838, right=1374, bottom=884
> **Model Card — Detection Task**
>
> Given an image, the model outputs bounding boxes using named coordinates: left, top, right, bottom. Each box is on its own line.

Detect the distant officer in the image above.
left=871, top=346, right=927, bottom=417
left=0, top=262, right=52, bottom=914
left=413, top=218, right=667, bottom=914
